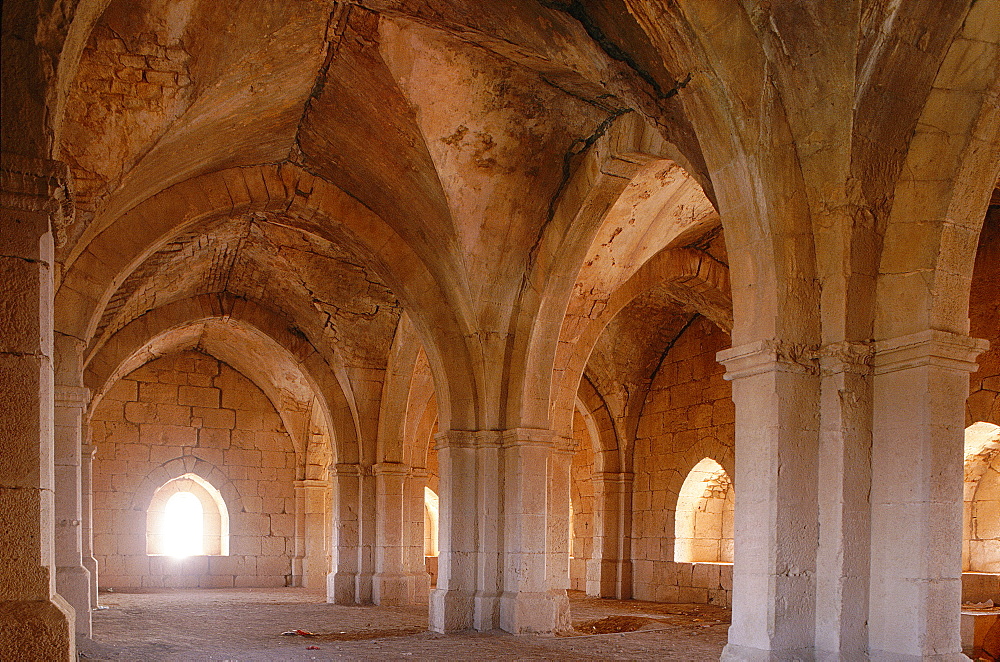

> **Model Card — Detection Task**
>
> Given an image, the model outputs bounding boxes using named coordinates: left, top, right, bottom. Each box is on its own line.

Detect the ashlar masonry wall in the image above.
left=631, top=316, right=734, bottom=606
left=90, top=350, right=298, bottom=588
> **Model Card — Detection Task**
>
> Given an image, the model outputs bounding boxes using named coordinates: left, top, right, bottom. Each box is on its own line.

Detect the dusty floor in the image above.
left=78, top=588, right=730, bottom=661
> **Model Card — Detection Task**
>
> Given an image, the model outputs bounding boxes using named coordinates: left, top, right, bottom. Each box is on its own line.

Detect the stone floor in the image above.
left=78, top=588, right=730, bottom=660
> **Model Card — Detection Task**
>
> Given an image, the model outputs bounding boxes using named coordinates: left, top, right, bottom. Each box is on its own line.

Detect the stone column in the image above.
left=373, top=462, right=409, bottom=605
left=54, top=378, right=92, bottom=636
left=0, top=154, right=75, bottom=659
left=869, top=330, right=987, bottom=660
left=499, top=428, right=570, bottom=634
left=814, top=342, right=873, bottom=659
left=587, top=471, right=633, bottom=599
left=81, top=442, right=98, bottom=609
left=473, top=433, right=503, bottom=631
left=295, top=479, right=329, bottom=589
left=328, top=464, right=360, bottom=604
left=429, top=430, right=478, bottom=632
left=405, top=468, right=431, bottom=604
left=292, top=482, right=306, bottom=587
left=546, top=441, right=573, bottom=596
left=356, top=466, right=375, bottom=603
left=430, top=429, right=571, bottom=634
left=717, top=340, right=820, bottom=660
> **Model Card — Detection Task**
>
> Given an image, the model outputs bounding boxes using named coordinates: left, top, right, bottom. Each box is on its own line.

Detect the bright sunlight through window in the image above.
left=163, top=491, right=204, bottom=557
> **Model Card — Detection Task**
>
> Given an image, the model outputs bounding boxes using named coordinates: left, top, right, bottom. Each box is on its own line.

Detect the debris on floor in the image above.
left=572, top=615, right=655, bottom=634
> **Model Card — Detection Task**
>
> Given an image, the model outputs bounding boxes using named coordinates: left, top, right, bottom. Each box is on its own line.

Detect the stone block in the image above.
left=719, top=564, right=733, bottom=590
left=234, top=410, right=264, bottom=430
left=678, top=586, right=708, bottom=604
left=192, top=357, right=220, bottom=376
left=164, top=574, right=199, bottom=589
left=200, top=574, right=234, bottom=588
left=128, top=364, right=160, bottom=383
left=198, top=427, right=231, bottom=449
left=708, top=589, right=729, bottom=607
left=193, top=406, right=235, bottom=429
left=148, top=445, right=181, bottom=465
left=140, top=423, right=197, bottom=447
left=258, top=556, right=291, bottom=577
left=692, top=563, right=720, bottom=589
left=230, top=429, right=255, bottom=448
left=105, top=422, right=140, bottom=445
left=157, top=370, right=188, bottom=386
left=178, top=386, right=221, bottom=408
left=208, top=555, right=241, bottom=575
left=186, top=372, right=213, bottom=387
left=261, top=450, right=286, bottom=468
left=231, top=536, right=262, bottom=556
left=262, top=496, right=287, bottom=514
left=104, top=379, right=138, bottom=402
left=139, top=382, right=178, bottom=404
left=261, top=536, right=286, bottom=557
left=181, top=556, right=209, bottom=576
left=141, top=574, right=164, bottom=588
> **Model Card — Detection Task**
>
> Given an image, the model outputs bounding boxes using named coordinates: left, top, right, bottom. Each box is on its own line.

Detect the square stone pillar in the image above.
left=356, top=466, right=376, bottom=604
left=429, top=430, right=478, bottom=632
left=54, top=380, right=92, bottom=636
left=869, top=330, right=987, bottom=661
left=81, top=443, right=98, bottom=609
left=473, top=433, right=502, bottom=631
left=814, top=342, right=873, bottom=659
left=328, top=464, right=360, bottom=604
left=405, top=468, right=431, bottom=604
left=430, top=429, right=569, bottom=634
left=587, top=471, right=633, bottom=599
left=0, top=155, right=75, bottom=660
left=373, top=462, right=410, bottom=605
left=499, top=428, right=570, bottom=634
left=295, top=479, right=330, bottom=590
left=717, top=340, right=820, bottom=660
left=546, top=441, right=573, bottom=594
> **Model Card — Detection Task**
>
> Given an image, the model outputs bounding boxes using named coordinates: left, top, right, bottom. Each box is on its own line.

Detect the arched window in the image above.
left=424, top=486, right=439, bottom=557
left=674, top=458, right=734, bottom=564
left=147, top=474, right=229, bottom=556
left=964, top=422, right=1000, bottom=572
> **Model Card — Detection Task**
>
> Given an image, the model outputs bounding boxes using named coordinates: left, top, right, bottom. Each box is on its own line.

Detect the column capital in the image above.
left=294, top=478, right=329, bottom=489
left=434, top=428, right=557, bottom=449
left=873, top=329, right=988, bottom=375
left=434, top=429, right=477, bottom=450
left=818, top=341, right=874, bottom=376
left=1, top=153, right=71, bottom=213
left=54, top=385, right=90, bottom=408
left=410, top=466, right=429, bottom=479
left=717, top=339, right=819, bottom=380
left=592, top=471, right=634, bottom=484
left=373, top=462, right=409, bottom=477
left=500, top=428, right=554, bottom=449
left=331, top=463, right=362, bottom=477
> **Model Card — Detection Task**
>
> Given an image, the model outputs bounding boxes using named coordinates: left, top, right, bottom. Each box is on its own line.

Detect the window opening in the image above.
left=674, top=458, right=734, bottom=563
left=163, top=492, right=203, bottom=557
left=147, top=473, right=229, bottom=556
